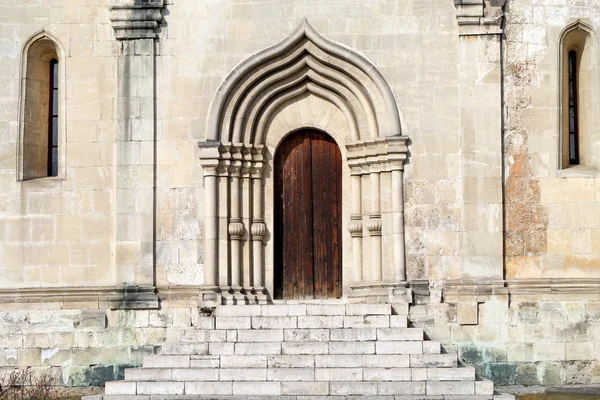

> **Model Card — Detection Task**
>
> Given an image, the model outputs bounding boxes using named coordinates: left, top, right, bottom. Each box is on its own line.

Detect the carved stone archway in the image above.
left=199, top=20, right=409, bottom=305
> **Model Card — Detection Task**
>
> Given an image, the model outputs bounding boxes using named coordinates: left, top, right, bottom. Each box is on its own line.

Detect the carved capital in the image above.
left=367, top=214, right=382, bottom=236
left=228, top=221, right=244, bottom=240
left=110, top=0, right=165, bottom=40
left=251, top=221, right=267, bottom=240
left=348, top=215, right=363, bottom=238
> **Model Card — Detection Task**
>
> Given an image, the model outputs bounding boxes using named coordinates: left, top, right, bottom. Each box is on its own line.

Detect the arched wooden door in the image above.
left=274, top=129, right=342, bottom=299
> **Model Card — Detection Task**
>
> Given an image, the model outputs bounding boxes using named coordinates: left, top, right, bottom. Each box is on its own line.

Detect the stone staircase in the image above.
left=87, top=303, right=513, bottom=399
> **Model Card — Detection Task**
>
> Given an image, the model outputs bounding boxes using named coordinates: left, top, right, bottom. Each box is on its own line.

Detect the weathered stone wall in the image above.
left=504, top=0, right=600, bottom=279
left=0, top=304, right=196, bottom=386
left=411, top=298, right=600, bottom=387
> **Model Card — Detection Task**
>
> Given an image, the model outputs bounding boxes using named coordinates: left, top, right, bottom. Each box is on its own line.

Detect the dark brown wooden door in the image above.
left=274, top=130, right=342, bottom=299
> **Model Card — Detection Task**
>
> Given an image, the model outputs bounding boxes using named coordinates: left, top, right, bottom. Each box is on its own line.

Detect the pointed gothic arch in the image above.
left=199, top=21, right=410, bottom=305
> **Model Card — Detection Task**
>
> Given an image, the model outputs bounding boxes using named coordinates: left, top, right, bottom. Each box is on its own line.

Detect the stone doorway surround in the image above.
left=198, top=20, right=410, bottom=307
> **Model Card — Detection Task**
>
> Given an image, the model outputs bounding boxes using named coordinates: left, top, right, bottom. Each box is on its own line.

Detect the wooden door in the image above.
left=274, top=129, right=342, bottom=299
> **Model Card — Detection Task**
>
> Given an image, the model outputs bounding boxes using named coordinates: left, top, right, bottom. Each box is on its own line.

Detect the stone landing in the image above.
left=85, top=303, right=513, bottom=399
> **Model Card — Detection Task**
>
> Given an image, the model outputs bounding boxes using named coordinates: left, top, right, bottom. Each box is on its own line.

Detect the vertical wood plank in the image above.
left=275, top=129, right=342, bottom=299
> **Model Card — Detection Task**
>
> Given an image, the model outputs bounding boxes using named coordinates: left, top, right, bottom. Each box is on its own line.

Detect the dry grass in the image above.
left=0, top=370, right=56, bottom=400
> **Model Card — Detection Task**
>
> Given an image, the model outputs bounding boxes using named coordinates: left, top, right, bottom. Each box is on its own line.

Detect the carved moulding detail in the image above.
left=109, top=0, right=165, bottom=40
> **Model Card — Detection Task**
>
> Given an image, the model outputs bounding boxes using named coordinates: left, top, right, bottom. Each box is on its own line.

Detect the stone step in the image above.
left=150, top=340, right=436, bottom=358
left=209, top=315, right=407, bottom=330
left=106, top=379, right=492, bottom=396
left=123, top=366, right=476, bottom=382
left=88, top=395, right=510, bottom=400
left=214, top=303, right=394, bottom=317
left=141, top=353, right=457, bottom=370
left=171, top=327, right=424, bottom=345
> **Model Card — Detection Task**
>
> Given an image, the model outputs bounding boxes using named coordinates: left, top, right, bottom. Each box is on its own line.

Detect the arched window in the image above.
left=18, top=31, right=65, bottom=181
left=559, top=20, right=598, bottom=170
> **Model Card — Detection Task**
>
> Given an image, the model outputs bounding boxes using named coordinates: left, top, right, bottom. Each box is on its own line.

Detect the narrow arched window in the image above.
left=19, top=31, right=65, bottom=181
left=48, top=59, right=58, bottom=176
left=568, top=50, right=579, bottom=165
left=559, top=21, right=597, bottom=170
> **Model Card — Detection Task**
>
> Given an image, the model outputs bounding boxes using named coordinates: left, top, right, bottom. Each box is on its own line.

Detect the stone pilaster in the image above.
left=110, top=0, right=165, bottom=309
left=454, top=1, right=504, bottom=280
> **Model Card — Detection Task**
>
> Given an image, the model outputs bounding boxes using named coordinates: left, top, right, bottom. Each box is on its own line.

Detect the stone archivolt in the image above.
left=199, top=20, right=409, bottom=305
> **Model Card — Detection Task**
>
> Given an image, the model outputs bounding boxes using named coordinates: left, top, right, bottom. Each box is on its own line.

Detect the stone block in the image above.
left=252, top=316, right=297, bottom=329
left=412, top=368, right=427, bottom=381
left=282, top=342, right=328, bottom=355
left=232, top=382, right=280, bottom=395
left=376, top=382, right=425, bottom=395
left=533, top=342, right=566, bottom=361
left=220, top=368, right=267, bottom=381
left=389, top=316, right=408, bottom=328
left=424, top=342, right=441, bottom=354
left=105, top=381, right=137, bottom=395
left=261, top=305, right=307, bottom=316
left=137, top=382, right=184, bottom=395
left=268, top=355, right=315, bottom=368
left=297, top=316, right=344, bottom=329
left=476, top=380, right=494, bottom=395
left=209, top=342, right=235, bottom=355
left=159, top=343, right=208, bottom=355
left=426, top=381, right=474, bottom=395
left=216, top=305, right=262, bottom=317
left=284, top=329, right=329, bottom=342
left=330, top=328, right=377, bottom=342
left=410, top=354, right=457, bottom=368
left=315, top=367, right=362, bottom=381
left=566, top=342, right=594, bottom=360
left=363, top=368, right=412, bottom=381
left=427, top=366, right=475, bottom=380
left=235, top=342, right=281, bottom=355
left=314, top=354, right=362, bottom=368
left=184, top=381, right=232, bottom=395
left=377, top=328, right=423, bottom=341
left=171, top=368, right=219, bottom=381
left=306, top=304, right=346, bottom=316
left=457, top=302, right=479, bottom=325
left=268, top=368, right=314, bottom=381
left=215, top=317, right=251, bottom=330
left=143, top=355, right=189, bottom=368
left=237, top=329, right=283, bottom=342
left=195, top=317, right=215, bottom=329
left=220, top=355, right=267, bottom=368
left=344, top=316, right=390, bottom=328
left=363, top=355, right=410, bottom=368
left=78, top=309, right=107, bottom=329
left=281, top=381, right=329, bottom=395
left=329, top=342, right=375, bottom=355
left=189, top=355, right=220, bottom=368
left=124, top=368, right=171, bottom=382
left=330, top=382, right=377, bottom=395
left=346, top=304, right=391, bottom=315
left=376, top=341, right=422, bottom=355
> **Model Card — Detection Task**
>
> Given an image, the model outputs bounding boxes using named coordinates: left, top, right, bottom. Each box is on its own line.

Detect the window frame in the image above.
left=17, top=30, right=67, bottom=182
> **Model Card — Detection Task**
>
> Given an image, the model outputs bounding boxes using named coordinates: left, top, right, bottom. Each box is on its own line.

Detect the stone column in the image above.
left=349, top=169, right=363, bottom=283
left=109, top=0, right=165, bottom=309
left=454, top=0, right=505, bottom=280
left=367, top=169, right=382, bottom=282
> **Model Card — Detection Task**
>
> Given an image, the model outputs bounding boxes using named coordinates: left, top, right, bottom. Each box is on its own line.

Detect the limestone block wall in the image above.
left=154, top=0, right=464, bottom=286
left=0, top=0, right=117, bottom=288
left=0, top=302, right=197, bottom=386
left=504, top=0, right=600, bottom=278
left=411, top=298, right=600, bottom=387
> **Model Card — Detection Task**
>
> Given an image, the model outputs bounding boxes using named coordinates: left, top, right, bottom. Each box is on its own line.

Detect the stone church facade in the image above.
left=0, top=0, right=599, bottom=390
